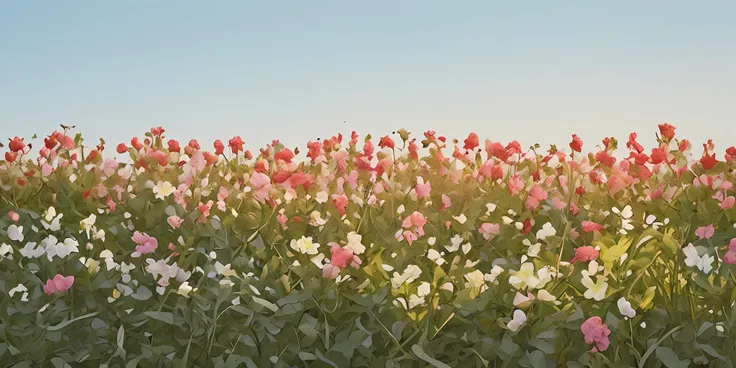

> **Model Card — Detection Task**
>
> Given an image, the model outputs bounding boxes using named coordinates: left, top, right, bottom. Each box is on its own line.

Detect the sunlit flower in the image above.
left=464, top=270, right=486, bottom=289
left=345, top=231, right=366, bottom=254
left=581, top=274, right=608, bottom=301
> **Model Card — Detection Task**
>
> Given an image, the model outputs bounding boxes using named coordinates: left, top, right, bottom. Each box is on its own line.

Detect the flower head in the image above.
left=43, top=274, right=75, bottom=295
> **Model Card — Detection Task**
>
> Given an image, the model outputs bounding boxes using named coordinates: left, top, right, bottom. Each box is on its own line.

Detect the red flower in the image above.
left=203, top=151, right=218, bottom=166
left=701, top=153, right=718, bottom=170
left=86, top=149, right=99, bottom=163
left=363, top=140, right=374, bottom=157
left=131, top=137, right=144, bottom=150
left=5, top=151, right=18, bottom=163
left=274, top=148, right=295, bottom=163
left=626, top=133, right=644, bottom=153
left=168, top=139, right=181, bottom=153
left=488, top=141, right=508, bottom=161
left=213, top=140, right=225, bottom=155
left=379, top=136, right=395, bottom=149
left=228, top=136, right=244, bottom=154
left=649, top=145, right=667, bottom=165
left=8, top=137, right=25, bottom=152
left=569, top=134, right=583, bottom=153
left=116, top=143, right=128, bottom=153
left=463, top=133, right=479, bottom=150
left=150, top=126, right=165, bottom=137
left=188, top=139, right=200, bottom=149
left=333, top=194, right=349, bottom=216
left=595, top=151, right=616, bottom=167
left=726, top=146, right=736, bottom=161
left=658, top=123, right=676, bottom=141
left=679, top=139, right=691, bottom=152
left=575, top=186, right=585, bottom=195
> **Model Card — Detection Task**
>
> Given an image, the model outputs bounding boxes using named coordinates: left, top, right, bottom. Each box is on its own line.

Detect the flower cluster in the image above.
left=1, top=124, right=736, bottom=366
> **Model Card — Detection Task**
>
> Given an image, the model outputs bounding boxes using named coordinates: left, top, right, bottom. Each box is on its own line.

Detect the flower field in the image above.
left=1, top=125, right=736, bottom=367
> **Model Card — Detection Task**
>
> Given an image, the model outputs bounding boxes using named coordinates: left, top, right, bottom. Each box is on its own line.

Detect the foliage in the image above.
left=1, top=125, right=736, bottom=367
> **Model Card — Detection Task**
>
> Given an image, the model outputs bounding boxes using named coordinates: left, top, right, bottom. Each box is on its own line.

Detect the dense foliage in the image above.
left=2, top=125, right=736, bottom=367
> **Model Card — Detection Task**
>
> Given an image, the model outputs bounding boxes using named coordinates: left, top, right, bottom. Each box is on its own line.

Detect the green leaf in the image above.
left=655, top=347, right=690, bottom=368
left=143, top=311, right=175, bottom=325
left=47, top=312, right=100, bottom=331
left=411, top=344, right=452, bottom=368
left=252, top=296, right=278, bottom=312
left=298, top=352, right=318, bottom=361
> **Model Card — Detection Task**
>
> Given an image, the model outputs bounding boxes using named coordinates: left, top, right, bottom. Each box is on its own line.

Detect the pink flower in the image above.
left=8, top=211, right=19, bottom=222
left=250, top=172, right=272, bottom=202
left=720, top=196, right=735, bottom=210
left=415, top=177, right=431, bottom=198
left=322, top=264, right=341, bottom=279
left=132, top=231, right=158, bottom=255
left=508, top=174, right=523, bottom=195
left=581, top=316, right=611, bottom=352
left=329, top=244, right=354, bottom=269
left=441, top=194, right=452, bottom=210
left=43, top=274, right=75, bottom=295
left=730, top=238, right=736, bottom=252
left=197, top=201, right=213, bottom=223
left=570, top=246, right=599, bottom=264
left=402, top=230, right=418, bottom=245
left=581, top=221, right=603, bottom=233
left=526, top=184, right=547, bottom=210
left=167, top=215, right=184, bottom=229
left=696, top=224, right=715, bottom=240
left=42, top=163, right=54, bottom=177
left=479, top=223, right=500, bottom=240
left=277, top=212, right=289, bottom=229
left=724, top=251, right=736, bottom=264
left=402, top=211, right=427, bottom=236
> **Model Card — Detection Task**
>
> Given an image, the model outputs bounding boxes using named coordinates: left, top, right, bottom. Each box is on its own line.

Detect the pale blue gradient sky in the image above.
left=1, top=1, right=734, bottom=154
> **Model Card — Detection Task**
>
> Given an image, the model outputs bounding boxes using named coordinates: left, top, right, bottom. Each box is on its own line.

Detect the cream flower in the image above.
left=391, top=265, right=422, bottom=289
left=507, top=310, right=526, bottom=332
left=617, top=297, right=636, bottom=319
left=153, top=181, right=176, bottom=200
left=683, top=244, right=714, bottom=274
left=536, top=222, right=556, bottom=240
left=464, top=270, right=485, bottom=289
left=581, top=275, right=608, bottom=301
left=509, top=263, right=551, bottom=290
left=345, top=232, right=366, bottom=254
left=290, top=236, right=320, bottom=255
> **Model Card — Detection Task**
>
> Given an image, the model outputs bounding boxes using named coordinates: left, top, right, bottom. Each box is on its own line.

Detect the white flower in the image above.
left=9, top=284, right=29, bottom=302
left=396, top=204, right=405, bottom=214
left=177, top=282, right=195, bottom=297
left=453, top=214, right=467, bottom=224
left=417, top=282, right=431, bottom=297
left=345, top=232, right=366, bottom=254
left=309, top=211, right=327, bottom=226
left=522, top=239, right=541, bottom=257
left=612, top=205, right=634, bottom=234
left=509, top=263, right=551, bottom=290
left=683, top=244, right=714, bottom=274
left=513, top=292, right=534, bottom=307
left=44, top=237, right=79, bottom=262
left=41, top=207, right=63, bottom=231
left=440, top=282, right=454, bottom=292
left=444, top=235, right=463, bottom=253
left=537, top=290, right=558, bottom=303
left=408, top=294, right=425, bottom=309
left=507, top=310, right=526, bottom=332
left=1, top=243, right=14, bottom=259
left=617, top=297, right=636, bottom=319
left=315, top=191, right=329, bottom=204
left=80, top=214, right=97, bottom=237
left=640, top=321, right=647, bottom=328
left=215, top=262, right=237, bottom=277
left=426, top=249, right=446, bottom=265
left=581, top=275, right=608, bottom=301
left=536, top=222, right=556, bottom=240
left=79, top=257, right=101, bottom=274
left=464, top=270, right=486, bottom=289
left=8, top=225, right=24, bottom=242
left=391, top=265, right=422, bottom=289
left=486, top=203, right=497, bottom=214
left=484, top=265, right=504, bottom=283
left=502, top=216, right=514, bottom=225
left=290, top=236, right=320, bottom=255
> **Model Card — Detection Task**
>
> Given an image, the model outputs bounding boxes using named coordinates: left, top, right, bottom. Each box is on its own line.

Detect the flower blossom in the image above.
left=581, top=316, right=611, bottom=352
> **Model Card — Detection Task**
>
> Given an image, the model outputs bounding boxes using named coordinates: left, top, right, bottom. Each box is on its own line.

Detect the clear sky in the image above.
left=1, top=1, right=734, bottom=154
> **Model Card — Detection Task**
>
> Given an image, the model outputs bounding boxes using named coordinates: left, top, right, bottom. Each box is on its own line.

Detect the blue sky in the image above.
left=1, top=1, right=734, bottom=154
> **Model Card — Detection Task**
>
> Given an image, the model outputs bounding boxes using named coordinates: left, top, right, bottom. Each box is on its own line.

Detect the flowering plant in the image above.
left=1, top=125, right=736, bottom=367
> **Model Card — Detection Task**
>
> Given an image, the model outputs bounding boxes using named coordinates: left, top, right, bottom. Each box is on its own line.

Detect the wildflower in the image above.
left=167, top=215, right=184, bottom=229
left=9, top=284, right=29, bottom=302
left=464, top=270, right=486, bottom=289
left=391, top=265, right=422, bottom=288
left=153, top=181, right=176, bottom=200
left=509, top=263, right=551, bottom=290
left=682, top=244, right=714, bottom=274
left=415, top=176, right=431, bottom=198
left=617, top=297, right=636, bottom=319
left=581, top=221, right=603, bottom=233
left=570, top=246, right=599, bottom=264
left=506, top=310, right=526, bottom=332
left=290, top=236, right=320, bottom=255
left=581, top=316, right=611, bottom=352
left=581, top=275, right=608, bottom=301
left=479, top=223, right=500, bottom=240
left=345, top=232, right=366, bottom=254
left=132, top=232, right=158, bottom=255
left=8, top=224, right=24, bottom=242
left=177, top=282, right=196, bottom=297
left=695, top=225, right=715, bottom=240
left=569, top=134, right=583, bottom=152
left=322, top=264, right=340, bottom=279
left=41, top=207, right=63, bottom=231
left=43, top=274, right=75, bottom=295
left=79, top=214, right=97, bottom=238
left=44, top=236, right=79, bottom=261
left=536, top=222, right=556, bottom=240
